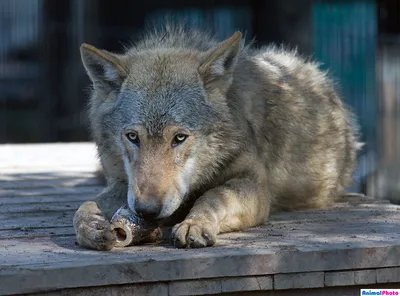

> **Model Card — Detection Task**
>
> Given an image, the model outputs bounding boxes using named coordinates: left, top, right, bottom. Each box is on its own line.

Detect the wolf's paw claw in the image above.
left=171, top=219, right=217, bottom=248
left=73, top=202, right=116, bottom=251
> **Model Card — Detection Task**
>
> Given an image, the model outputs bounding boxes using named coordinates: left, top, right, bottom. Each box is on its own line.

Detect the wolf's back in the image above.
left=228, top=45, right=361, bottom=211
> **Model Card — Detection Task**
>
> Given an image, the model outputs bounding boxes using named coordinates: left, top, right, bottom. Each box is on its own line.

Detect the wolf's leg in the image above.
left=73, top=182, right=127, bottom=250
left=171, top=177, right=270, bottom=248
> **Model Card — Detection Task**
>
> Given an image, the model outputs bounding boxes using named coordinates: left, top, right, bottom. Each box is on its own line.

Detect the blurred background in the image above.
left=0, top=0, right=398, bottom=200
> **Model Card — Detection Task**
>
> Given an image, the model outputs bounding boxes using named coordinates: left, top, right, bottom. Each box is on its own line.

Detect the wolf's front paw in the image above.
left=73, top=201, right=116, bottom=251
left=171, top=219, right=217, bottom=248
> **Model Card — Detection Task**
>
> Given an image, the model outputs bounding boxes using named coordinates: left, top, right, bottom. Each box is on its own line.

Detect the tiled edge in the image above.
left=21, top=267, right=400, bottom=296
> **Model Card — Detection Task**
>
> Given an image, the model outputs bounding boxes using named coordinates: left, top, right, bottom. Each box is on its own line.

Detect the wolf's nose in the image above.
left=135, top=208, right=160, bottom=220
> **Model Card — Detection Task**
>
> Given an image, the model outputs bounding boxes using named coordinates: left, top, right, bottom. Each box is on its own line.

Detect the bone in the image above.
left=110, top=205, right=163, bottom=247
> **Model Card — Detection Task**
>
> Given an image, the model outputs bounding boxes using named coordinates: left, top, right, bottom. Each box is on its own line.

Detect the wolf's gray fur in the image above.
left=73, top=25, right=361, bottom=250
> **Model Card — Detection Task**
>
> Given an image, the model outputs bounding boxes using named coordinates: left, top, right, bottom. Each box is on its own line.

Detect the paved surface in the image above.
left=0, top=143, right=399, bottom=296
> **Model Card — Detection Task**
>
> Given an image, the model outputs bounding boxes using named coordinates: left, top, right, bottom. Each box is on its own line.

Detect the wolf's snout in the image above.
left=136, top=207, right=160, bottom=220
left=135, top=197, right=161, bottom=220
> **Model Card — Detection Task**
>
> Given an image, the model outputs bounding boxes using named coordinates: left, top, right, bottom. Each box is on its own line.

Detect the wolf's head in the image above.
left=80, top=29, right=243, bottom=220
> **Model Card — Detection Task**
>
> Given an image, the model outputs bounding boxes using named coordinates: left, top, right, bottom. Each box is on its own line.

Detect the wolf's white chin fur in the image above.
left=123, top=154, right=136, bottom=212
left=157, top=157, right=196, bottom=219
left=157, top=193, right=182, bottom=219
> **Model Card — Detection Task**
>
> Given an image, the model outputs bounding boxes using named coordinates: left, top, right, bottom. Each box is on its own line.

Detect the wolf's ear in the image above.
left=80, top=43, right=128, bottom=90
left=199, top=31, right=242, bottom=91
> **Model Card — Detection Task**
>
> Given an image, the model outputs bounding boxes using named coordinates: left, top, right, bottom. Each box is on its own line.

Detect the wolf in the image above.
left=73, top=25, right=361, bottom=250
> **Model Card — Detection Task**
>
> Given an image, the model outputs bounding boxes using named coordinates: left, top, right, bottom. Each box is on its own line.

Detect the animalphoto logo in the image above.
left=360, top=289, right=400, bottom=295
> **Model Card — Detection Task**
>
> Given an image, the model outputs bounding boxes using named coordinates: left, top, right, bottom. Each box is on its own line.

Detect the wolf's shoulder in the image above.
left=240, top=44, right=333, bottom=90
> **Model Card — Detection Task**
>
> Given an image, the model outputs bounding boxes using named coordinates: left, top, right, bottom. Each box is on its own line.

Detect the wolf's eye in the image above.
left=172, top=133, right=188, bottom=147
left=126, top=132, right=140, bottom=146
